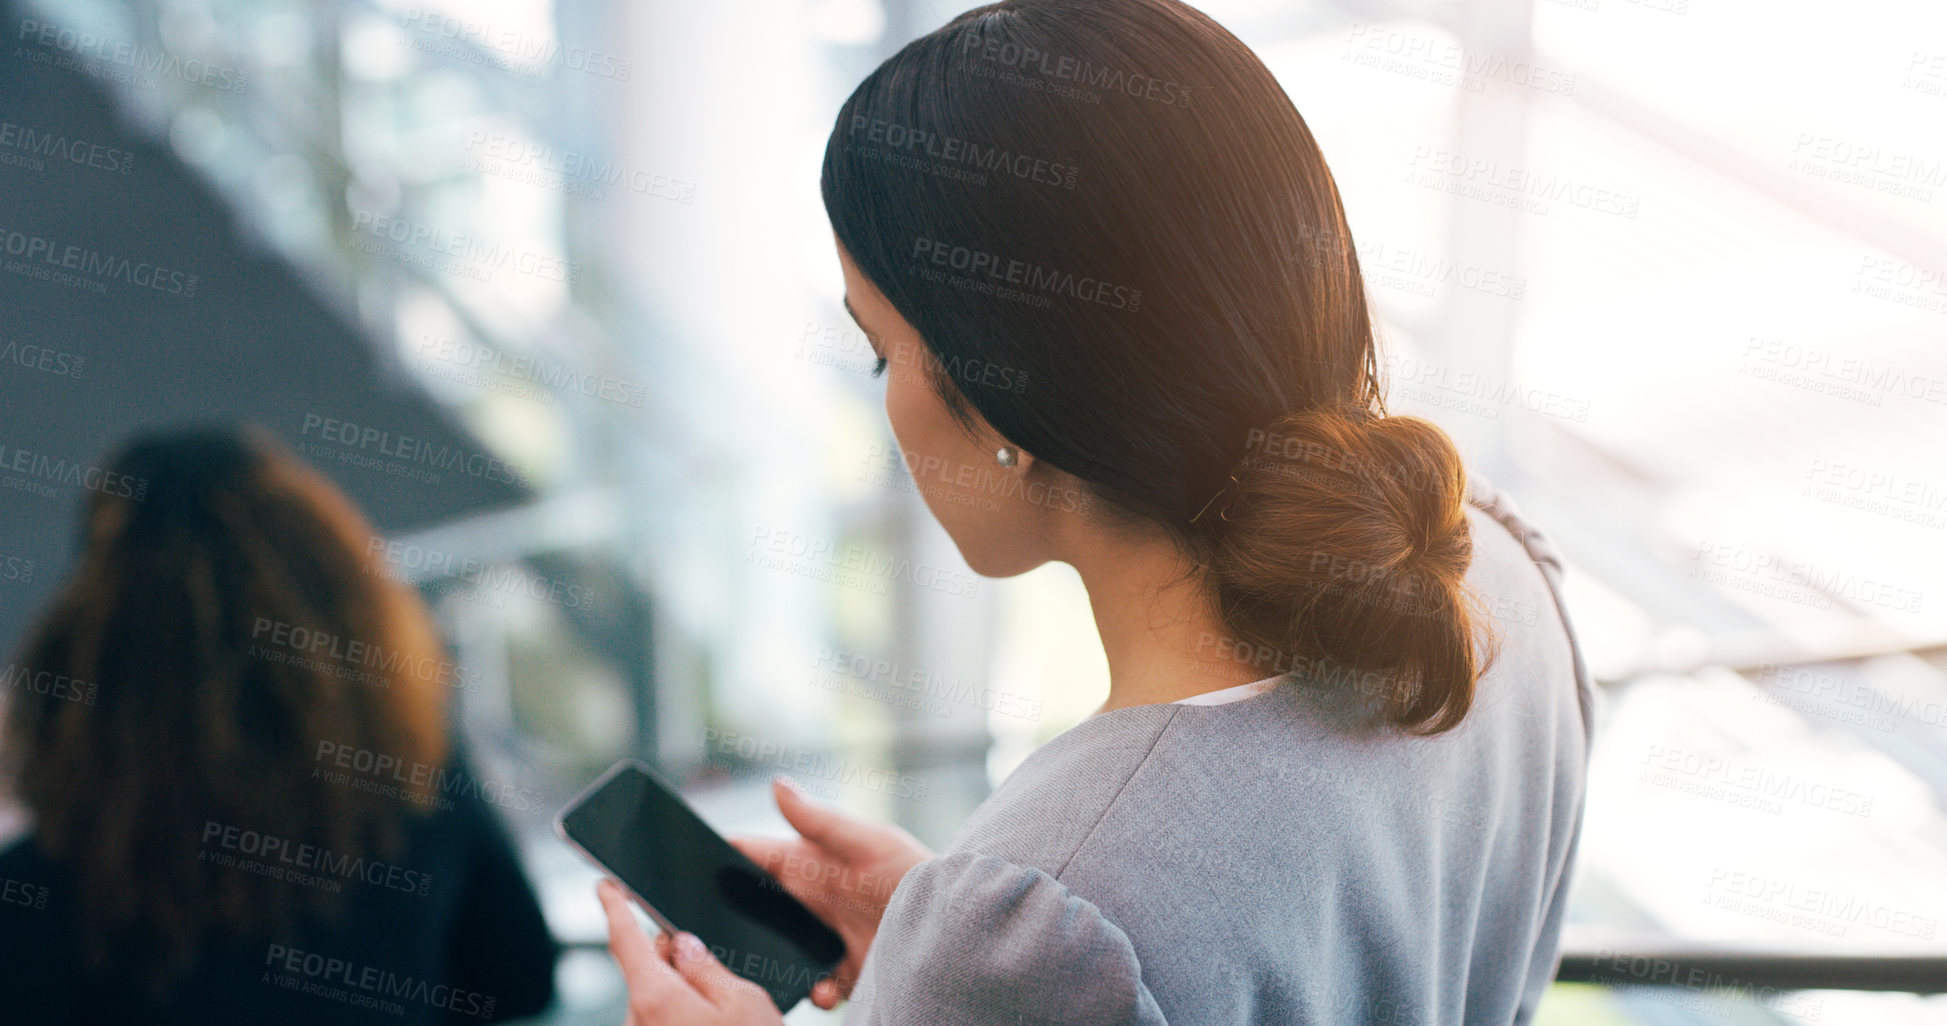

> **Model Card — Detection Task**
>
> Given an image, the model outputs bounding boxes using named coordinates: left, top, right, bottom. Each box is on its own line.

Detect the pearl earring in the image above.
left=995, top=446, right=1018, bottom=467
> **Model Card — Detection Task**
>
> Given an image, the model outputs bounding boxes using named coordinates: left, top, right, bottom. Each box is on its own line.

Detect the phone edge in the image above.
left=552, top=757, right=683, bottom=937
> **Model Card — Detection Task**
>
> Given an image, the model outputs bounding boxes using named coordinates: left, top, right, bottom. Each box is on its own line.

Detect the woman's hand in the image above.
left=598, top=878, right=783, bottom=1026
left=731, top=777, right=935, bottom=1010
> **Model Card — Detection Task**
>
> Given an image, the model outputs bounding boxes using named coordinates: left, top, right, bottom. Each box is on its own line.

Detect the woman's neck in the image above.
left=1066, top=523, right=1271, bottom=713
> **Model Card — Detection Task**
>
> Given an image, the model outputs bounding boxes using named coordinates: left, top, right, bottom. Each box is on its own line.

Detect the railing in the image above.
left=557, top=938, right=1947, bottom=994
left=1556, top=947, right=1947, bottom=994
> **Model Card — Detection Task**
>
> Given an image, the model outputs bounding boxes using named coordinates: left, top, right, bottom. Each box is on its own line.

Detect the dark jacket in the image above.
left=0, top=756, right=558, bottom=1025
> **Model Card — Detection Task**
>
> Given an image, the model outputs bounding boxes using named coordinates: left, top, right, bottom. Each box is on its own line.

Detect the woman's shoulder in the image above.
left=944, top=702, right=1184, bottom=877
left=1462, top=471, right=1598, bottom=742
left=1465, top=471, right=1565, bottom=575
left=392, top=744, right=545, bottom=833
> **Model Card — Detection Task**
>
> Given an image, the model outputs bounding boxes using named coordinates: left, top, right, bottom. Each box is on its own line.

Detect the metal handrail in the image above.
left=557, top=938, right=1947, bottom=994
left=1557, top=947, right=1947, bottom=994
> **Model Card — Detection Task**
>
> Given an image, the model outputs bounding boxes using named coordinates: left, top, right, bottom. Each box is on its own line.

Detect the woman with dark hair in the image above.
left=0, top=425, right=558, bottom=1024
left=598, top=1, right=1592, bottom=1023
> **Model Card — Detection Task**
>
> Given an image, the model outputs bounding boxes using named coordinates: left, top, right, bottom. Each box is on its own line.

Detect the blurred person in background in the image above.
left=599, top=1, right=1592, bottom=1024
left=0, top=424, right=557, bottom=1024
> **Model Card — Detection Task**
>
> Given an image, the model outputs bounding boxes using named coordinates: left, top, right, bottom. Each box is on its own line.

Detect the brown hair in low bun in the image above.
left=822, top=0, right=1495, bottom=730
left=1201, top=406, right=1486, bottom=733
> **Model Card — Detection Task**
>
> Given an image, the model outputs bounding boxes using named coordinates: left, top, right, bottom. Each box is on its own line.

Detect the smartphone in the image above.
left=555, top=759, right=845, bottom=1011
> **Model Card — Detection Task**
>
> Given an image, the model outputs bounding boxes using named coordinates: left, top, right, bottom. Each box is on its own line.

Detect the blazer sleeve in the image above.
left=843, top=850, right=1170, bottom=1026
left=1466, top=470, right=1596, bottom=743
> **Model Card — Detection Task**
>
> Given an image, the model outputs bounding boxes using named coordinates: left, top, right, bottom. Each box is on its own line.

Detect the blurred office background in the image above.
left=0, top=0, right=1943, bottom=1022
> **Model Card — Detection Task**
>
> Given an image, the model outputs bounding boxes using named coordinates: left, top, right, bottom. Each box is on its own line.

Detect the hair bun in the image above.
left=1199, top=405, right=1483, bottom=732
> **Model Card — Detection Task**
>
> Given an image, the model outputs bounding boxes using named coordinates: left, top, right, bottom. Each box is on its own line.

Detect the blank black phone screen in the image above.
left=559, top=761, right=845, bottom=1011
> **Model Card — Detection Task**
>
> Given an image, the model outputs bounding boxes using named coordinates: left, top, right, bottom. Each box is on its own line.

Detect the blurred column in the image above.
left=1436, top=0, right=1537, bottom=480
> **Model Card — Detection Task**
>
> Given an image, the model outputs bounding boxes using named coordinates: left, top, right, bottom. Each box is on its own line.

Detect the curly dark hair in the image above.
left=1, top=424, right=451, bottom=997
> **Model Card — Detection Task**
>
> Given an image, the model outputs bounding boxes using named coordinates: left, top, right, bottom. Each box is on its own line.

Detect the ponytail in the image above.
left=1195, top=406, right=1486, bottom=734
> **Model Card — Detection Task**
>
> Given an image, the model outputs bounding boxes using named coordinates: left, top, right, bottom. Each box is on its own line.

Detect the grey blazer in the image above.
left=843, top=473, right=1596, bottom=1025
